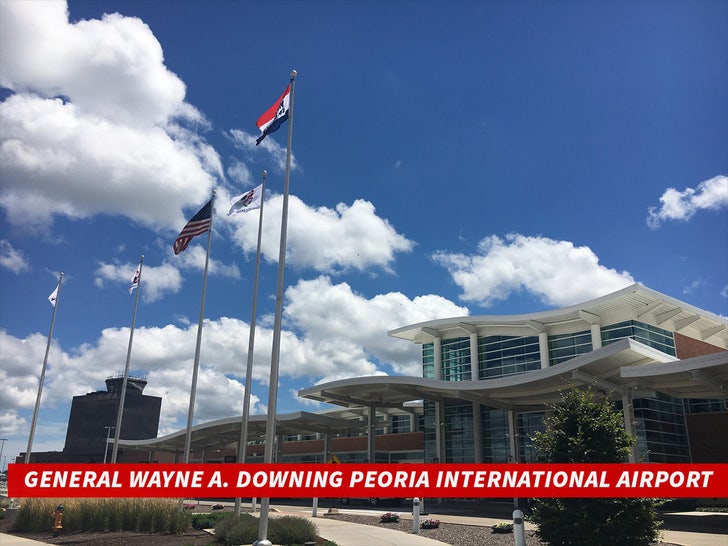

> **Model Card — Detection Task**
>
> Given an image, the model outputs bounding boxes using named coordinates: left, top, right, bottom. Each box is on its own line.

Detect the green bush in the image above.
left=214, top=513, right=258, bottom=545
left=530, top=389, right=663, bottom=546
left=192, top=510, right=232, bottom=530
left=213, top=513, right=318, bottom=546
left=492, top=522, right=513, bottom=533
left=269, top=515, right=318, bottom=545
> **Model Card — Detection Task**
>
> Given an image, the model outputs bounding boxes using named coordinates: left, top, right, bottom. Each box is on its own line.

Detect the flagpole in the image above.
left=111, top=255, right=144, bottom=463
left=258, top=69, right=296, bottom=546
left=183, top=190, right=215, bottom=463
left=25, top=271, right=63, bottom=463
left=235, top=170, right=267, bottom=517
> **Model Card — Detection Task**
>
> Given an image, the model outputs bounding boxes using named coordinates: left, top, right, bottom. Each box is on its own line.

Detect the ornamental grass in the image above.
left=14, top=498, right=191, bottom=534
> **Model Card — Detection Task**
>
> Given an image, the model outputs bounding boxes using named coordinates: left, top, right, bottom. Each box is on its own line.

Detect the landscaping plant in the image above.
left=529, top=388, right=663, bottom=546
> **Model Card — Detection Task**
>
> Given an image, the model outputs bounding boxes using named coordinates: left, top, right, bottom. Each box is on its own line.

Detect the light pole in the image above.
left=103, top=427, right=114, bottom=463
left=0, top=438, right=7, bottom=471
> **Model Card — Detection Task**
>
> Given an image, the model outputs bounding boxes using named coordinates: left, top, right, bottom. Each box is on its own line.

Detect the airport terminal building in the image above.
left=111, top=284, right=727, bottom=468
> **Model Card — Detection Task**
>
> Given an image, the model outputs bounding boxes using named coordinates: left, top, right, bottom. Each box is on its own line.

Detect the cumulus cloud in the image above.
left=0, top=278, right=467, bottom=445
left=433, top=234, right=635, bottom=307
left=0, top=1, right=221, bottom=233
left=284, top=276, right=469, bottom=377
left=228, top=194, right=414, bottom=273
left=647, top=175, right=728, bottom=229
left=0, top=239, right=30, bottom=273
left=227, top=129, right=297, bottom=174
left=94, top=260, right=183, bottom=302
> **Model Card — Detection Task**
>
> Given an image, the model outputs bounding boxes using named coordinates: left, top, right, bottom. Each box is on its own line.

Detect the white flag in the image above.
left=228, top=184, right=263, bottom=215
left=129, top=262, right=142, bottom=294
left=48, top=285, right=59, bottom=307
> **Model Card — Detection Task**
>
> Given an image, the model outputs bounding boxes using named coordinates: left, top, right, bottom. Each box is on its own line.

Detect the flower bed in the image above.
left=380, top=512, right=400, bottom=523
left=420, top=517, right=440, bottom=529
left=492, top=521, right=513, bottom=534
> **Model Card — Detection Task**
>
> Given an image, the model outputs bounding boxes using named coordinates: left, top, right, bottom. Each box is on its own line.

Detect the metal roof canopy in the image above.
left=621, top=351, right=728, bottom=399
left=388, top=283, right=728, bottom=349
left=117, top=410, right=365, bottom=454
left=298, top=339, right=728, bottom=412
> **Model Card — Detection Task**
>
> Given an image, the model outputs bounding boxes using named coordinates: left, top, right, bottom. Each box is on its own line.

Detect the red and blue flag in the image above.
left=256, top=85, right=290, bottom=145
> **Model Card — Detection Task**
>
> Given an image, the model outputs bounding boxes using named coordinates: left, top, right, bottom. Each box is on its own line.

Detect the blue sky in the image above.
left=1, top=0, right=726, bottom=465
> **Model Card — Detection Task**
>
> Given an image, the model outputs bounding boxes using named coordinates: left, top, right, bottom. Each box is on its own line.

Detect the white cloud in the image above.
left=170, top=244, right=241, bottom=279
left=228, top=194, right=414, bottom=273
left=647, top=175, right=728, bottom=229
left=94, top=260, right=183, bottom=302
left=0, top=409, right=26, bottom=436
left=433, top=234, right=635, bottom=307
left=0, top=278, right=467, bottom=449
left=0, top=1, right=221, bottom=233
left=227, top=129, right=297, bottom=174
left=284, top=276, right=469, bottom=377
left=0, top=1, right=187, bottom=126
left=0, top=239, right=30, bottom=273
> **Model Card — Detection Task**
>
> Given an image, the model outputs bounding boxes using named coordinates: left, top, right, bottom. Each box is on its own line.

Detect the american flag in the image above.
left=173, top=199, right=213, bottom=255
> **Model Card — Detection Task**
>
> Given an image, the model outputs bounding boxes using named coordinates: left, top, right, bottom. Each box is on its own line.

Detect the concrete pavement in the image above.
left=1, top=502, right=726, bottom=546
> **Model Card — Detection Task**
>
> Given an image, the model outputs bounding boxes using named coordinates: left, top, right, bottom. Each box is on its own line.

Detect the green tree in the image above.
left=529, top=388, right=662, bottom=546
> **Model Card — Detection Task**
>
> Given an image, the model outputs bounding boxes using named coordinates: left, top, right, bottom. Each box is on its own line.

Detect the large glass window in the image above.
left=518, top=412, right=546, bottom=463
left=443, top=401, right=474, bottom=462
left=633, top=393, right=690, bottom=462
left=601, top=320, right=676, bottom=356
left=441, top=337, right=471, bottom=381
left=423, top=343, right=434, bottom=379
left=390, top=414, right=412, bottom=434
left=423, top=401, right=437, bottom=463
left=481, top=407, right=509, bottom=463
left=478, top=335, right=541, bottom=379
left=684, top=398, right=727, bottom=413
left=548, top=330, right=592, bottom=365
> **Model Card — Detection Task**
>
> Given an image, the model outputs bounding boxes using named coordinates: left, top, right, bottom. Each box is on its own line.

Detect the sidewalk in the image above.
left=275, top=503, right=728, bottom=546
left=2, top=504, right=726, bottom=546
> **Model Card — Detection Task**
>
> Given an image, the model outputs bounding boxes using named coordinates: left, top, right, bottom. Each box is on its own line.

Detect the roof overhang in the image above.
left=621, top=351, right=728, bottom=399
left=388, top=283, right=728, bottom=349
left=299, top=340, right=728, bottom=411
left=117, top=411, right=365, bottom=453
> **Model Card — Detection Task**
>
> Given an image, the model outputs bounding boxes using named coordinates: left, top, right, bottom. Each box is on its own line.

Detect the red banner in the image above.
left=8, top=463, right=728, bottom=498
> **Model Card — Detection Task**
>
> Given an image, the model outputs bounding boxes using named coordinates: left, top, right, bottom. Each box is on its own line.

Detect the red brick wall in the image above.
left=674, top=332, right=724, bottom=359
left=686, top=412, right=728, bottom=462
left=281, top=439, right=324, bottom=454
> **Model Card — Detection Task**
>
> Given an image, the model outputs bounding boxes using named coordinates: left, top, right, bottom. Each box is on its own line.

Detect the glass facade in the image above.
left=684, top=398, right=727, bottom=413
left=481, top=407, right=509, bottom=463
left=601, top=320, right=676, bottom=356
left=423, top=401, right=437, bottom=463
left=478, top=335, right=541, bottom=379
left=420, top=316, right=698, bottom=465
left=423, top=342, right=435, bottom=379
left=441, top=336, right=472, bottom=380
left=548, top=330, right=592, bottom=365
left=443, top=401, right=475, bottom=462
left=633, top=393, right=690, bottom=462
left=518, top=411, right=546, bottom=463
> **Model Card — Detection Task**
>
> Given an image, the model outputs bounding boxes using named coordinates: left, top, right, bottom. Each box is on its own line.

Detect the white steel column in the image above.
left=578, top=310, right=602, bottom=350
left=507, top=409, right=518, bottom=462
left=367, top=405, right=376, bottom=463
left=622, top=393, right=638, bottom=463
left=431, top=334, right=444, bottom=463
left=538, top=332, right=550, bottom=369
left=433, top=336, right=442, bottom=380
left=469, top=332, right=478, bottom=380
left=323, top=433, right=331, bottom=463
left=591, top=323, right=603, bottom=349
